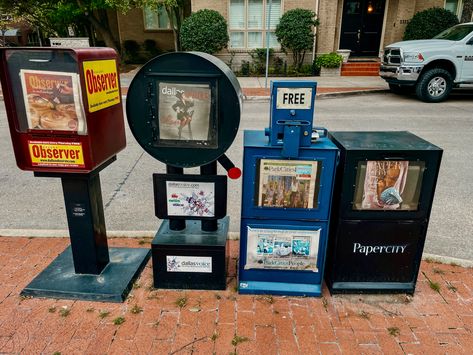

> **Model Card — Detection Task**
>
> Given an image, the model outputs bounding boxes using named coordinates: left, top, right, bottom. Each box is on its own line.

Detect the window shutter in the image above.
left=230, top=0, right=246, bottom=29
left=248, top=0, right=264, bottom=29
left=266, top=0, right=281, bottom=29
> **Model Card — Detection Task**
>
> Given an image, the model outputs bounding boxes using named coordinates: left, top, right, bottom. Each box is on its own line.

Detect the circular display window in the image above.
left=126, top=52, right=242, bottom=168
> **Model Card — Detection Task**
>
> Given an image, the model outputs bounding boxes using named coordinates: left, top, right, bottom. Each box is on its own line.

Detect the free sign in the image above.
left=276, top=87, right=313, bottom=110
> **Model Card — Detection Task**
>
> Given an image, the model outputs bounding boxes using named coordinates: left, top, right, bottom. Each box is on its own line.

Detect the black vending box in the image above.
left=151, top=217, right=228, bottom=290
left=326, top=131, right=442, bottom=294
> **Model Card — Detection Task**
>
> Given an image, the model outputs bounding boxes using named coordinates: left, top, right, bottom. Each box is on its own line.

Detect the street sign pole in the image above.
left=265, top=0, right=273, bottom=89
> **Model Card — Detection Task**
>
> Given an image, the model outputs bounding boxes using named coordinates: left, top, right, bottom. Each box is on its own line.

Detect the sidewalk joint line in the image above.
left=104, top=151, right=145, bottom=210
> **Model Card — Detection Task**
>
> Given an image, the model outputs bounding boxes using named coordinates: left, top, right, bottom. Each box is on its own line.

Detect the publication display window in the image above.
left=352, top=160, right=425, bottom=211
left=254, top=158, right=322, bottom=209
left=5, top=50, right=87, bottom=135
left=154, top=81, right=217, bottom=148
left=244, top=226, right=321, bottom=272
left=153, top=174, right=227, bottom=220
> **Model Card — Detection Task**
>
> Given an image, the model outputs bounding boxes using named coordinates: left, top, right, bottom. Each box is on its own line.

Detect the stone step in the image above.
left=341, top=70, right=380, bottom=76
left=341, top=62, right=380, bottom=76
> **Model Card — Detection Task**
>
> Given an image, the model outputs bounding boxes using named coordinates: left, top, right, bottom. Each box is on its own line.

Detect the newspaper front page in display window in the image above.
left=257, top=159, right=319, bottom=209
left=20, top=70, right=86, bottom=133
left=245, top=227, right=320, bottom=272
left=166, top=181, right=215, bottom=217
left=158, top=82, right=212, bottom=142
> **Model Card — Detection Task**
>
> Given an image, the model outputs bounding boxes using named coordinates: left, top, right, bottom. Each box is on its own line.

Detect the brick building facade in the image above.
left=111, top=0, right=473, bottom=65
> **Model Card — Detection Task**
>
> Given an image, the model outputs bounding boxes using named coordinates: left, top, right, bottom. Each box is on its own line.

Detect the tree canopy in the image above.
left=107, top=0, right=189, bottom=51
left=0, top=0, right=120, bottom=49
left=180, top=9, right=228, bottom=54
left=275, top=8, right=319, bottom=70
left=403, top=7, right=459, bottom=40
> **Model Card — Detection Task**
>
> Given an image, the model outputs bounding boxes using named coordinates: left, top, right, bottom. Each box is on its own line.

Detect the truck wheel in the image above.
left=389, top=84, right=413, bottom=95
left=415, top=68, right=453, bottom=103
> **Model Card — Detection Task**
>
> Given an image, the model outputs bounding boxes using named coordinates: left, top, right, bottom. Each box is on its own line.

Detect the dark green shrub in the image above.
left=143, top=39, right=161, bottom=59
left=180, top=9, right=229, bottom=54
left=298, top=64, right=313, bottom=75
left=240, top=60, right=250, bottom=76
left=403, top=7, right=459, bottom=40
left=123, top=40, right=140, bottom=55
left=314, top=53, right=343, bottom=69
left=312, top=56, right=320, bottom=76
left=275, top=8, right=319, bottom=70
left=273, top=56, right=283, bottom=75
left=250, top=48, right=274, bottom=74
left=122, top=40, right=146, bottom=64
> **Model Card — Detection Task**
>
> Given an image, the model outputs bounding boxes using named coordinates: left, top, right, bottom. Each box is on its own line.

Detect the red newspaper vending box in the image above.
left=0, top=48, right=149, bottom=302
left=0, top=47, right=125, bottom=173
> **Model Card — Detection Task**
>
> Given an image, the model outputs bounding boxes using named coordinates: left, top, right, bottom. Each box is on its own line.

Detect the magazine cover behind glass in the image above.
left=20, top=70, right=86, bottom=133
left=166, top=181, right=215, bottom=217
left=361, top=161, right=409, bottom=210
left=245, top=227, right=320, bottom=272
left=158, top=83, right=211, bottom=141
left=257, top=159, right=318, bottom=209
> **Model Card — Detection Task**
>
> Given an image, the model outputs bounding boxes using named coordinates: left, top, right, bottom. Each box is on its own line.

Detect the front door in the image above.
left=339, top=0, right=386, bottom=57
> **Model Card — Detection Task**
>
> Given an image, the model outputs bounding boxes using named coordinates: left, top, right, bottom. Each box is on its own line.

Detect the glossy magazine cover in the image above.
left=20, top=69, right=86, bottom=133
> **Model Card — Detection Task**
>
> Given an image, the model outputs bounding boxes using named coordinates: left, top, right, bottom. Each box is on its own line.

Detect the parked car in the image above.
left=380, top=22, right=473, bottom=102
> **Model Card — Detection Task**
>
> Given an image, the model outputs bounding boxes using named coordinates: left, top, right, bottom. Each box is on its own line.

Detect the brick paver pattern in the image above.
left=0, top=237, right=472, bottom=354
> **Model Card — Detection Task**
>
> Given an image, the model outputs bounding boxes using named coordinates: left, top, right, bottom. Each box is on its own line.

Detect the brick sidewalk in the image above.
left=0, top=237, right=472, bottom=354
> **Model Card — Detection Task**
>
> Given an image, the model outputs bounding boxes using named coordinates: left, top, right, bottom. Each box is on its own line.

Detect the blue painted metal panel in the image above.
left=241, top=130, right=338, bottom=221
left=268, top=81, right=317, bottom=147
left=238, top=219, right=329, bottom=288
left=238, top=129, right=338, bottom=296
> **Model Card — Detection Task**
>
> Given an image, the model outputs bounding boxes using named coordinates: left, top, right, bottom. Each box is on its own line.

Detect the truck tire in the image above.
left=415, top=68, right=453, bottom=103
left=389, top=83, right=413, bottom=95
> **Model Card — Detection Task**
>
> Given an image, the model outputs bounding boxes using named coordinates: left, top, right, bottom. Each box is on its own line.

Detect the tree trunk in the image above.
left=85, top=12, right=118, bottom=52
left=166, top=6, right=180, bottom=51
left=76, top=0, right=119, bottom=52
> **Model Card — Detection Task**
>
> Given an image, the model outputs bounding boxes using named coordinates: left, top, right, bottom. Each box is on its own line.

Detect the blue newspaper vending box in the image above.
left=238, top=81, right=338, bottom=296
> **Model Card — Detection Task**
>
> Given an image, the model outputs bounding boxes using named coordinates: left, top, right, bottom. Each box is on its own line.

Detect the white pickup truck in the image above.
left=380, top=22, right=473, bottom=102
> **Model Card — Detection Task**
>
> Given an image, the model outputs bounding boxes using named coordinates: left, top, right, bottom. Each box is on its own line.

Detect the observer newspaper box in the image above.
left=0, top=47, right=126, bottom=173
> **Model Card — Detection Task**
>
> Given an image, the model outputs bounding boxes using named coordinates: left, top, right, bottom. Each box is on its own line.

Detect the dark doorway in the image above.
left=339, top=0, right=386, bottom=57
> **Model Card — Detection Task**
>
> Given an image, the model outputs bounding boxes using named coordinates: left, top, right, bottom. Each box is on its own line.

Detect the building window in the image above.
left=229, top=0, right=281, bottom=49
left=143, top=6, right=170, bottom=30
left=445, top=0, right=463, bottom=19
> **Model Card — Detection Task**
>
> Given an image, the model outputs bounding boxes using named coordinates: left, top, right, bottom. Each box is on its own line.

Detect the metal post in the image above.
left=61, top=174, right=109, bottom=274
left=166, top=165, right=186, bottom=231
left=200, top=161, right=218, bottom=231
left=264, top=0, right=273, bottom=89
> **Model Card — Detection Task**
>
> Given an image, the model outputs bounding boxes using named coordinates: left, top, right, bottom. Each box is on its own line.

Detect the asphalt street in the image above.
left=0, top=91, right=472, bottom=261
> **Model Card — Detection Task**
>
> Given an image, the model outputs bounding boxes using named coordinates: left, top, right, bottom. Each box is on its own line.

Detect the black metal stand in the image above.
left=200, top=162, right=218, bottom=232
left=166, top=165, right=186, bottom=231
left=21, top=157, right=151, bottom=302
left=61, top=173, right=109, bottom=274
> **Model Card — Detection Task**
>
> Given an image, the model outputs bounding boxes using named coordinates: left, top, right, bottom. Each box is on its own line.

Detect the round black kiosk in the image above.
left=126, top=51, right=242, bottom=168
left=126, top=52, right=242, bottom=290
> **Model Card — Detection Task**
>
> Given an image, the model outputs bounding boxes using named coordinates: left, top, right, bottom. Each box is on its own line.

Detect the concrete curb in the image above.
left=1, top=229, right=471, bottom=267
left=0, top=229, right=241, bottom=240
left=2, top=88, right=389, bottom=103
left=244, top=88, right=389, bottom=102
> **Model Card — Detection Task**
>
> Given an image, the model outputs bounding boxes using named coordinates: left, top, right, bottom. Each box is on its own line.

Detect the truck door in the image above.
left=461, top=35, right=473, bottom=82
